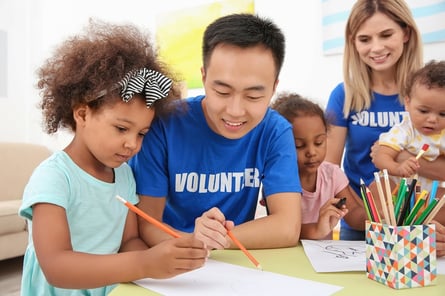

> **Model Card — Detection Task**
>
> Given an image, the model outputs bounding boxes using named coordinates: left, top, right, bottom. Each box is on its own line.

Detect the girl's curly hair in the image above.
left=38, top=19, right=183, bottom=134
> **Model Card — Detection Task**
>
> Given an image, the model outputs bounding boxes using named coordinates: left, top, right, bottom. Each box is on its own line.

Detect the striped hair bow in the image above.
left=118, top=68, right=172, bottom=107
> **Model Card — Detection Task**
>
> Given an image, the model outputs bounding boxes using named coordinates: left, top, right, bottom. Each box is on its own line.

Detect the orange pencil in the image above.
left=226, top=230, right=262, bottom=270
left=116, top=195, right=180, bottom=238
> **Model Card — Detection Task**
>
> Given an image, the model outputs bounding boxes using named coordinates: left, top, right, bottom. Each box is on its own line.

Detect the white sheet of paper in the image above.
left=301, top=240, right=366, bottom=273
left=133, top=259, right=343, bottom=296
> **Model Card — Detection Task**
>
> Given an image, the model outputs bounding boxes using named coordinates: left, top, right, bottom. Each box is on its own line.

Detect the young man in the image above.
left=129, top=13, right=302, bottom=250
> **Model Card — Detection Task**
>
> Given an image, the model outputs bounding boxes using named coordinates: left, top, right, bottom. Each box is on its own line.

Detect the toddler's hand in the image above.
left=397, top=157, right=419, bottom=177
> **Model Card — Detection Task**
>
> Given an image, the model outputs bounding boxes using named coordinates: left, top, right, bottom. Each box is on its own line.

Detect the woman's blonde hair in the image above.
left=342, top=0, right=423, bottom=117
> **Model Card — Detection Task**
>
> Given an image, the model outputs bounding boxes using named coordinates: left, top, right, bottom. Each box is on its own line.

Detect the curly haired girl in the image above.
left=19, top=19, right=207, bottom=296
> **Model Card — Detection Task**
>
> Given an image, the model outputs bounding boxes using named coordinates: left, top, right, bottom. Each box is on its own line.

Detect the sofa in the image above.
left=0, top=142, right=52, bottom=261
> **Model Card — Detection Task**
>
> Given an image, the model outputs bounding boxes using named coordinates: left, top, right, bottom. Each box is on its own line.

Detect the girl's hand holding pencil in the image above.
left=116, top=195, right=209, bottom=278
left=311, top=198, right=349, bottom=239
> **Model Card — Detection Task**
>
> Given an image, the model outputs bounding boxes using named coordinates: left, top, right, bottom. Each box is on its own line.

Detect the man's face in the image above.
left=201, top=44, right=278, bottom=139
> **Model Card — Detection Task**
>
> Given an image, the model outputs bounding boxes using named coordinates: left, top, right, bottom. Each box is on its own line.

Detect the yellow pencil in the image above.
left=116, top=195, right=180, bottom=238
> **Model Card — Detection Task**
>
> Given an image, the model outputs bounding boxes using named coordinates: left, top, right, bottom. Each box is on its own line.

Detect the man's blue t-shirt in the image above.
left=129, top=95, right=301, bottom=232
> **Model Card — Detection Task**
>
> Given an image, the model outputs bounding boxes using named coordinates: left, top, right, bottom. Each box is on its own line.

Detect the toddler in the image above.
left=374, top=60, right=445, bottom=202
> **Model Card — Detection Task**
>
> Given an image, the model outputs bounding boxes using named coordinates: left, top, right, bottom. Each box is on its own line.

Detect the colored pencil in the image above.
left=382, top=169, right=397, bottom=226
left=397, top=175, right=417, bottom=226
left=116, top=195, right=180, bottom=238
left=414, top=198, right=439, bottom=225
left=394, top=178, right=407, bottom=221
left=374, top=172, right=390, bottom=224
left=226, top=230, right=262, bottom=270
left=404, top=190, right=428, bottom=225
left=360, top=179, right=373, bottom=221
left=429, top=180, right=439, bottom=205
left=366, top=187, right=381, bottom=223
left=423, top=195, right=445, bottom=224
left=415, top=143, right=429, bottom=160
left=410, top=183, right=420, bottom=209
left=391, top=182, right=400, bottom=196
left=361, top=179, right=380, bottom=223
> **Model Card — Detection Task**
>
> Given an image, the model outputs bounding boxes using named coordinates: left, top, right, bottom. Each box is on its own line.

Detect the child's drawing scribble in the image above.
left=322, top=245, right=365, bottom=259
left=300, top=239, right=367, bottom=272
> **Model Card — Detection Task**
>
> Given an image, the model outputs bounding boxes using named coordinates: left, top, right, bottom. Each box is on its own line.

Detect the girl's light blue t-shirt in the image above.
left=19, top=151, right=138, bottom=296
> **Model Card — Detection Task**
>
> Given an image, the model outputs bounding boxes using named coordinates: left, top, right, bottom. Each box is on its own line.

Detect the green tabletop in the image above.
left=109, top=245, right=444, bottom=296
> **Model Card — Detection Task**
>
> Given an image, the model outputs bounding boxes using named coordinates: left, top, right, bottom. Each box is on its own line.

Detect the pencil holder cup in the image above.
left=365, top=221, right=437, bottom=289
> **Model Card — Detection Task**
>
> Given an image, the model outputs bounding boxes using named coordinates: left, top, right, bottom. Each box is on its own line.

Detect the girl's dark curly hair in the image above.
left=271, top=92, right=330, bottom=132
left=38, top=19, right=183, bottom=134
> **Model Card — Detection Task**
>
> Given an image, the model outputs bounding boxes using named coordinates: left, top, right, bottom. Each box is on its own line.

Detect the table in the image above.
left=109, top=245, right=444, bottom=296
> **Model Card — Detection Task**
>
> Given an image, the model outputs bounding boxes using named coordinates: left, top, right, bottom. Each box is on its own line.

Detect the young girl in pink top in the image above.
left=271, top=92, right=367, bottom=239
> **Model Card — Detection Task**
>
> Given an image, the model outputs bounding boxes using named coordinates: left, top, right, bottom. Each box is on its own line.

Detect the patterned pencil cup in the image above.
left=365, top=221, right=437, bottom=289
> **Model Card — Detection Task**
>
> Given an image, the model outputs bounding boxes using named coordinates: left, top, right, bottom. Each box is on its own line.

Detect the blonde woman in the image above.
left=325, top=0, right=441, bottom=240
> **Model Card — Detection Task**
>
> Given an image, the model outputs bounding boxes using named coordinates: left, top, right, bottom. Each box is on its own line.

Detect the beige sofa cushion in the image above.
left=0, top=142, right=52, bottom=202
left=0, top=200, right=26, bottom=235
left=0, top=142, right=52, bottom=260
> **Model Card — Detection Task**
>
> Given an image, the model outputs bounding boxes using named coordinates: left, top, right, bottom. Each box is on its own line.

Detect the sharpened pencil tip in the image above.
left=256, top=265, right=263, bottom=271
left=115, top=195, right=126, bottom=203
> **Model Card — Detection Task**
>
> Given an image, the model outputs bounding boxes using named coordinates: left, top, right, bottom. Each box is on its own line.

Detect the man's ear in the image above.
left=273, top=78, right=279, bottom=93
left=201, top=67, right=206, bottom=84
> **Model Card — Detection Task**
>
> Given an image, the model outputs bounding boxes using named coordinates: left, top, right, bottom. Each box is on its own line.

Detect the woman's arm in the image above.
left=326, top=125, right=347, bottom=165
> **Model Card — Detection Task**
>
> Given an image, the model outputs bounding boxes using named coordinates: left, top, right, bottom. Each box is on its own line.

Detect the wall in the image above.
left=0, top=0, right=444, bottom=151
